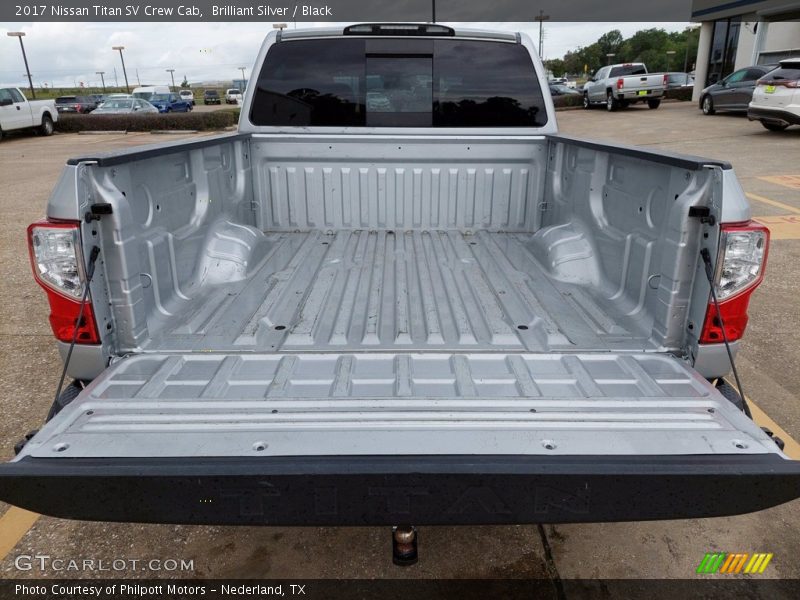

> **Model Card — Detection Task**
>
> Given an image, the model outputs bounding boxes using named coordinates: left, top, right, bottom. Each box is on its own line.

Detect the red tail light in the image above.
left=616, top=78, right=624, bottom=90
left=757, top=78, right=799, bottom=88
left=27, top=220, right=100, bottom=344
left=663, top=73, right=668, bottom=86
left=700, top=222, right=769, bottom=344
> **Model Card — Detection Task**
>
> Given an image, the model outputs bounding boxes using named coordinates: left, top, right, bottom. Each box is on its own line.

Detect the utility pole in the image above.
left=238, top=66, right=246, bottom=90
left=96, top=71, right=106, bottom=92
left=683, top=41, right=691, bottom=73
left=166, top=68, right=176, bottom=90
left=534, top=10, right=550, bottom=58
left=7, top=32, right=35, bottom=99
left=112, top=46, right=129, bottom=92
left=135, top=68, right=141, bottom=86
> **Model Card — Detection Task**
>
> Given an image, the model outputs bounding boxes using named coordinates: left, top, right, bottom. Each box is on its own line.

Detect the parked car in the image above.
left=88, top=94, right=106, bottom=108
left=748, top=58, right=800, bottom=131
left=664, top=72, right=695, bottom=89
left=550, top=84, right=580, bottom=96
left=3, top=23, right=797, bottom=536
left=148, top=93, right=193, bottom=113
left=699, top=65, right=776, bottom=115
left=132, top=85, right=171, bottom=102
left=179, top=89, right=195, bottom=105
left=203, top=89, right=221, bottom=105
left=55, top=95, right=96, bottom=114
left=0, top=87, right=57, bottom=139
left=583, top=63, right=665, bottom=110
left=226, top=88, right=243, bottom=104
left=92, top=97, right=159, bottom=114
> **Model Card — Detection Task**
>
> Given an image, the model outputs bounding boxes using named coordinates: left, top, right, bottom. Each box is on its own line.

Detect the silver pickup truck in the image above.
left=3, top=24, right=799, bottom=530
left=583, top=63, right=666, bottom=111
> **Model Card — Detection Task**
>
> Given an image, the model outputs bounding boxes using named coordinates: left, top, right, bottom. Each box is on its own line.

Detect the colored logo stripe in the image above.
left=697, top=552, right=773, bottom=574
left=697, top=553, right=726, bottom=573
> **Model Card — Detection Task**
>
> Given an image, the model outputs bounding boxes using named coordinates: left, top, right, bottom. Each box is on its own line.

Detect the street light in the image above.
left=238, top=66, right=246, bottom=90
left=96, top=71, right=106, bottom=92
left=112, top=45, right=129, bottom=93
left=534, top=10, right=550, bottom=58
left=7, top=32, right=35, bottom=99
left=166, top=68, right=176, bottom=90
left=273, top=23, right=287, bottom=31
left=666, top=50, right=677, bottom=72
left=606, top=53, right=616, bottom=65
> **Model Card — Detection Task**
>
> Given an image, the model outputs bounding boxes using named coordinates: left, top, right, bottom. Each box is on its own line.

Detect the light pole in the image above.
left=7, top=32, right=35, bottom=99
left=273, top=23, right=287, bottom=31
left=238, top=67, right=246, bottom=91
left=666, top=50, right=676, bottom=72
left=606, top=53, right=615, bottom=65
left=166, top=68, right=176, bottom=90
left=534, top=10, right=550, bottom=58
left=112, top=45, right=129, bottom=92
left=96, top=71, right=106, bottom=93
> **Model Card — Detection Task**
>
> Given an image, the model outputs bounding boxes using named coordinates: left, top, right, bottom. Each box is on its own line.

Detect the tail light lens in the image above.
left=616, top=78, right=624, bottom=90
left=27, top=220, right=100, bottom=344
left=700, top=222, right=769, bottom=344
left=757, top=78, right=799, bottom=88
left=663, top=73, right=668, bottom=87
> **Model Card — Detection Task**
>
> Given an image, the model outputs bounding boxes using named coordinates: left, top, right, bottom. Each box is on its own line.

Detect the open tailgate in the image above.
left=2, top=352, right=799, bottom=525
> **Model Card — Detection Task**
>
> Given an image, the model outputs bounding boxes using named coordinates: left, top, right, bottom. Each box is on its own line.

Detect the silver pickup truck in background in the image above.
left=0, top=87, right=57, bottom=139
left=2, top=24, right=798, bottom=531
left=583, top=63, right=666, bottom=111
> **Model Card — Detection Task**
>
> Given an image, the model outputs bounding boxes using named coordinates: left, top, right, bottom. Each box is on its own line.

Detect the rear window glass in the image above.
left=250, top=38, right=547, bottom=127
left=56, top=97, right=77, bottom=103
left=609, top=65, right=647, bottom=77
left=762, top=65, right=800, bottom=81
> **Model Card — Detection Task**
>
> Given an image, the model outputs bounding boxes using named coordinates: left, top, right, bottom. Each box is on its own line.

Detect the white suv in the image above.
left=179, top=89, right=195, bottom=105
left=748, top=59, right=800, bottom=131
left=225, top=88, right=243, bottom=104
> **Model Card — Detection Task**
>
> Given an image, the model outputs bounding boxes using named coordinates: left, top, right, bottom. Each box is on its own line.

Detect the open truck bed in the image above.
left=4, top=25, right=799, bottom=527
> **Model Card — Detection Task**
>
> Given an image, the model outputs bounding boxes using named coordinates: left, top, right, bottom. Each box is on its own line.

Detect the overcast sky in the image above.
left=0, top=21, right=690, bottom=88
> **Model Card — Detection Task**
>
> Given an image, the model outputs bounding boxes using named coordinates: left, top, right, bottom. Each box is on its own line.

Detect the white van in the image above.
left=132, top=85, right=170, bottom=102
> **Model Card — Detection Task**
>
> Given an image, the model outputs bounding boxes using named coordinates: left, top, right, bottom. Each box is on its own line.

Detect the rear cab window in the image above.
left=250, top=37, right=548, bottom=127
left=609, top=64, right=647, bottom=77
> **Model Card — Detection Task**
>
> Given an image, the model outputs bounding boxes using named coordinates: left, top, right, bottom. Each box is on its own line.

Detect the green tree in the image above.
left=553, top=25, right=701, bottom=76
left=544, top=58, right=567, bottom=77
left=180, top=76, right=190, bottom=88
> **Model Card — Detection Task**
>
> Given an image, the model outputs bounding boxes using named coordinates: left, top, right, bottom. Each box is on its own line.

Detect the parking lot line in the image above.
left=746, top=192, right=800, bottom=215
left=753, top=215, right=800, bottom=240
left=0, top=507, right=39, bottom=561
left=748, top=398, right=800, bottom=460
left=758, top=175, right=800, bottom=191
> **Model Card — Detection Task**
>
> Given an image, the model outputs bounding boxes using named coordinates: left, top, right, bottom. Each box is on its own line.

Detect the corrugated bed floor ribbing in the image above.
left=143, top=230, right=651, bottom=353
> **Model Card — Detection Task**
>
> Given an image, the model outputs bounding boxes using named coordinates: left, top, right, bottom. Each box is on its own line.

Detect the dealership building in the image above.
left=691, top=0, right=800, bottom=100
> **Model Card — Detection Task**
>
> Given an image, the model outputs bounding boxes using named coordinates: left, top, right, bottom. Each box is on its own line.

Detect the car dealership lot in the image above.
left=0, top=102, right=799, bottom=584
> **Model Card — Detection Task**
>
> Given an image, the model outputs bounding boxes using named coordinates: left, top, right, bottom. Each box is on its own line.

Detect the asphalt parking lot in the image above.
left=0, top=101, right=798, bottom=587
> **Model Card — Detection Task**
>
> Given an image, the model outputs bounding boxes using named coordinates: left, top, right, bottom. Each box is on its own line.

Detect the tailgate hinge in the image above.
left=688, top=206, right=716, bottom=226
left=85, top=202, right=113, bottom=223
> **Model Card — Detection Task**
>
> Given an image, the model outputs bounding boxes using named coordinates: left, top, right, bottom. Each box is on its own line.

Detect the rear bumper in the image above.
left=748, top=106, right=800, bottom=126
left=2, top=454, right=799, bottom=526
left=619, top=89, right=664, bottom=100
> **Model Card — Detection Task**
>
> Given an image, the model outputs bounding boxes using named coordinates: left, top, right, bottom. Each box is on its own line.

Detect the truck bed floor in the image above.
left=142, top=230, right=651, bottom=353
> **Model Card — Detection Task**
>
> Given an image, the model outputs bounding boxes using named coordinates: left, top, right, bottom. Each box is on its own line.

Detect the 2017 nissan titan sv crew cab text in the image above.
left=2, top=24, right=799, bottom=534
